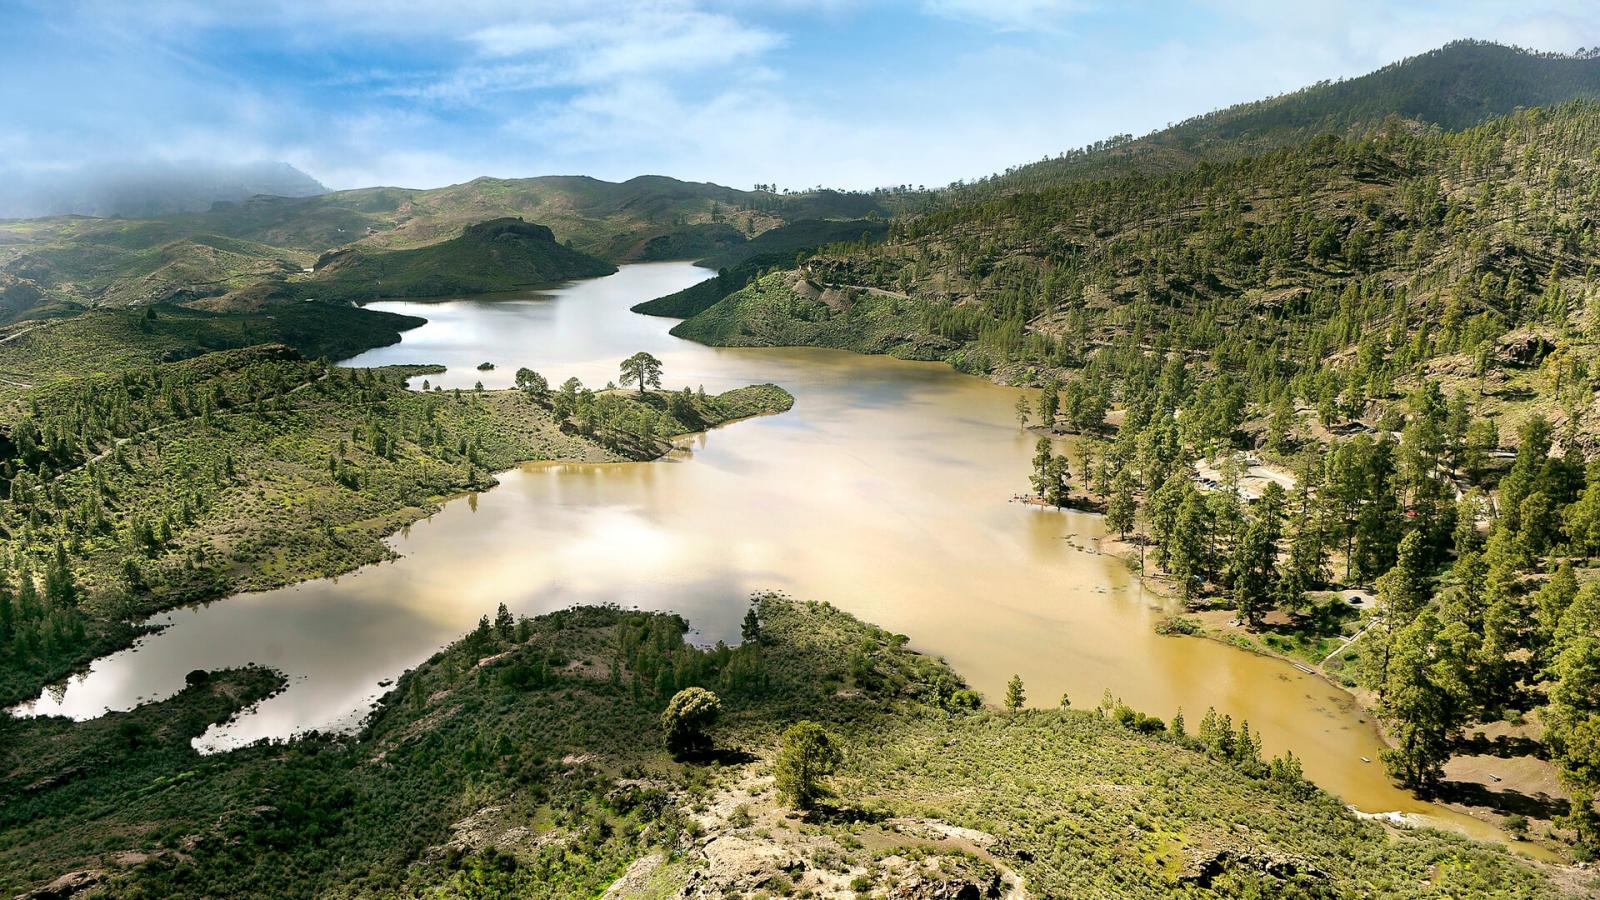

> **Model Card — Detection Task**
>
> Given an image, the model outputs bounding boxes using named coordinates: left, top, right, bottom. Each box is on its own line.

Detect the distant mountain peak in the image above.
left=980, top=39, right=1600, bottom=193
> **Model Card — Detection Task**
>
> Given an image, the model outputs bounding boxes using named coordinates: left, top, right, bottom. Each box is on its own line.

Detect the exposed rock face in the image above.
left=437, top=804, right=559, bottom=859
left=19, top=869, right=101, bottom=899
left=601, top=851, right=666, bottom=899
left=1177, top=845, right=1325, bottom=888
left=678, top=833, right=810, bottom=896
left=660, top=771, right=1029, bottom=900
left=886, top=872, right=1002, bottom=899
left=1495, top=329, right=1555, bottom=368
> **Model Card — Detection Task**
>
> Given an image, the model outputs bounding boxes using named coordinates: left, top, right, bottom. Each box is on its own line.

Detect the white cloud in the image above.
left=468, top=6, right=780, bottom=77
left=8, top=0, right=1600, bottom=195
left=922, top=0, right=1090, bottom=32
left=364, top=5, right=784, bottom=105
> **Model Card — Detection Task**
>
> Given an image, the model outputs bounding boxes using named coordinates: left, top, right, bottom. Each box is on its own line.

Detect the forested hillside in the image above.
left=683, top=98, right=1600, bottom=408
left=966, top=41, right=1600, bottom=196
left=300, top=217, right=617, bottom=302
left=667, top=97, right=1600, bottom=855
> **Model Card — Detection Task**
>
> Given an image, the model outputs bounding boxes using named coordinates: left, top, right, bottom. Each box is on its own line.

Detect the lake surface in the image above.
left=16, top=262, right=1500, bottom=840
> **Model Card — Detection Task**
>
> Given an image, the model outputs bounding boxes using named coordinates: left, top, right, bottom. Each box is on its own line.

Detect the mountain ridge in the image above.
left=964, top=40, right=1600, bottom=196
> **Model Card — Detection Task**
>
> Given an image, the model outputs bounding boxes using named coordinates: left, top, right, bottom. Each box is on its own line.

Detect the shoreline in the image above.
left=1090, top=521, right=1573, bottom=860
left=665, top=313, right=1569, bottom=852
left=662, top=314, right=1583, bottom=856
left=8, top=382, right=793, bottom=718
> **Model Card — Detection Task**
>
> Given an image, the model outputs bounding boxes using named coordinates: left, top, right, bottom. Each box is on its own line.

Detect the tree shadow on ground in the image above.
left=805, top=802, right=891, bottom=826
left=679, top=745, right=758, bottom=766
left=1454, top=732, right=1546, bottom=760
left=1433, top=780, right=1569, bottom=820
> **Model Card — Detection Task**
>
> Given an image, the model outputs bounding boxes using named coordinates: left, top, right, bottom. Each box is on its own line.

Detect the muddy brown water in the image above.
left=15, top=262, right=1513, bottom=844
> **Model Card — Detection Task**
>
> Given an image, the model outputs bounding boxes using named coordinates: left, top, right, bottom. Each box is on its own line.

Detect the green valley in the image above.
left=5, top=22, right=1600, bottom=900
left=0, top=175, right=886, bottom=324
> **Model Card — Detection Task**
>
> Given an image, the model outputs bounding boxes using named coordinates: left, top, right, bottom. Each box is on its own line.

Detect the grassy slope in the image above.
left=299, top=218, right=618, bottom=302
left=0, top=304, right=424, bottom=399
left=0, top=223, right=310, bottom=316
left=629, top=219, right=893, bottom=320
left=0, top=597, right=1574, bottom=898
left=669, top=270, right=950, bottom=360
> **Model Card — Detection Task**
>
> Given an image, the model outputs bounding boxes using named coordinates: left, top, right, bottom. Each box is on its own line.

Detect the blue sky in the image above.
left=4, top=1, right=1600, bottom=192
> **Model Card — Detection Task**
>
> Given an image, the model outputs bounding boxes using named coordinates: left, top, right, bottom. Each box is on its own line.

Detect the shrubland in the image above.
left=2, top=596, right=1574, bottom=897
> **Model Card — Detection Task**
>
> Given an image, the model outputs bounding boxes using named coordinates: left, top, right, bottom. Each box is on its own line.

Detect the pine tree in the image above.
left=1169, top=489, right=1214, bottom=601
left=1106, top=469, right=1137, bottom=539
left=1230, top=520, right=1277, bottom=625
left=1378, top=611, right=1471, bottom=790
left=44, top=542, right=76, bottom=609
left=741, top=604, right=762, bottom=645
left=1374, top=530, right=1430, bottom=626
left=774, top=721, right=842, bottom=810
left=1005, top=674, right=1026, bottom=713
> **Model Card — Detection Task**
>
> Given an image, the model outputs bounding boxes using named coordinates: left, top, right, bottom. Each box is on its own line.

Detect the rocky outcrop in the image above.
left=19, top=870, right=101, bottom=900
left=601, top=851, right=667, bottom=899
left=666, top=773, right=1029, bottom=900
left=886, top=873, right=1001, bottom=900
left=1495, top=328, right=1555, bottom=368
left=1177, top=845, right=1325, bottom=888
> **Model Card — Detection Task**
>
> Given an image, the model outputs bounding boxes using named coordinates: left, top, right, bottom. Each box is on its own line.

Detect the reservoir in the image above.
left=16, top=262, right=1503, bottom=842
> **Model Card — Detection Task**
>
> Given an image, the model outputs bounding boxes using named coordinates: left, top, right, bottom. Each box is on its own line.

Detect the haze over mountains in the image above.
left=2, top=40, right=1594, bottom=323
left=0, top=161, right=326, bottom=220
